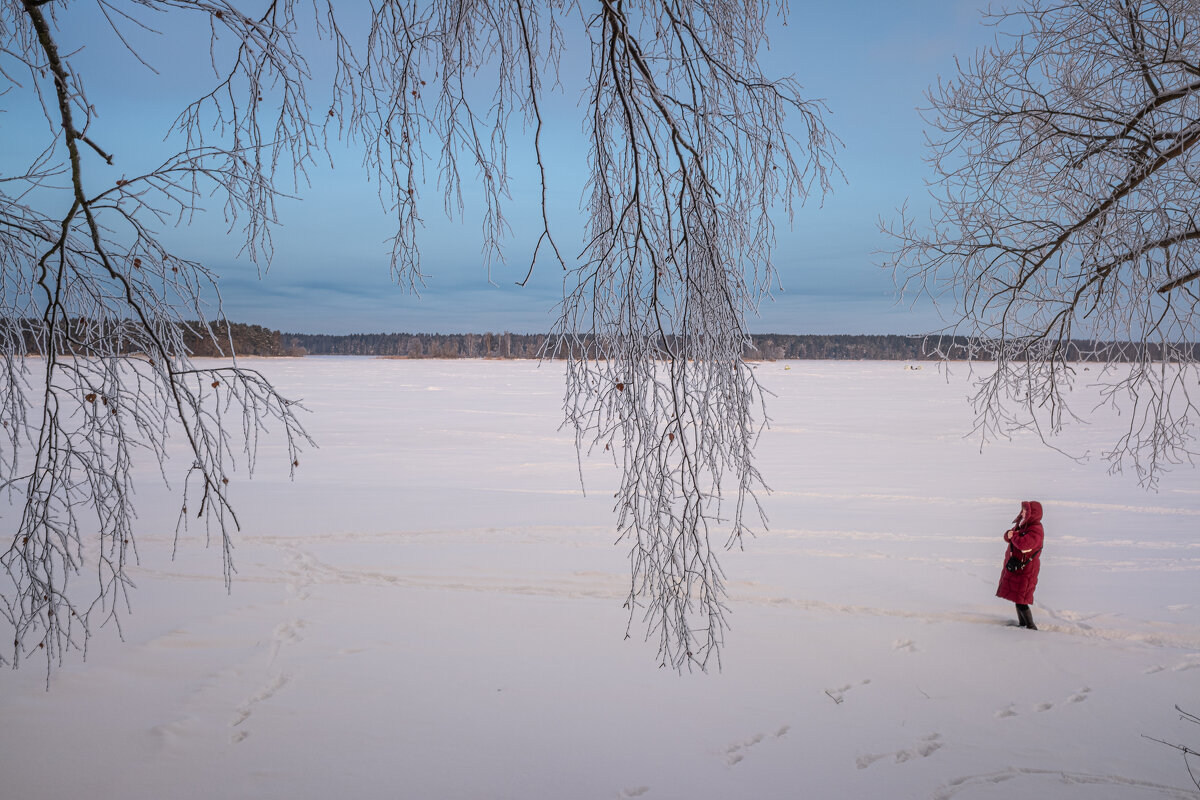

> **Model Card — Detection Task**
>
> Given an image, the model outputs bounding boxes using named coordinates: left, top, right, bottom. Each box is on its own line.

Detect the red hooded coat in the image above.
left=996, top=500, right=1043, bottom=605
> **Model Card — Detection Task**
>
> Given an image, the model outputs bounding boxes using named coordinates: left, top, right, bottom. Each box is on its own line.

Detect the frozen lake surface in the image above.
left=3, top=358, right=1198, bottom=799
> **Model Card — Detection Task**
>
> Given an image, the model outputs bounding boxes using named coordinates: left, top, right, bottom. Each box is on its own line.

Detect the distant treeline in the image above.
left=186, top=321, right=293, bottom=357
left=282, top=331, right=1200, bottom=361
left=9, top=319, right=293, bottom=357
left=284, top=331, right=937, bottom=359
left=283, top=331, right=548, bottom=358
left=9, top=320, right=1198, bottom=361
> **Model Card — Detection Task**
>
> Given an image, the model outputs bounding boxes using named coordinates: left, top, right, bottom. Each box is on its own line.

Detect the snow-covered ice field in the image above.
left=3, top=358, right=1198, bottom=799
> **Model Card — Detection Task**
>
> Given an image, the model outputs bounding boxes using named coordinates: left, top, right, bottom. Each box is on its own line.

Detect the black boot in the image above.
left=1016, top=604, right=1037, bottom=630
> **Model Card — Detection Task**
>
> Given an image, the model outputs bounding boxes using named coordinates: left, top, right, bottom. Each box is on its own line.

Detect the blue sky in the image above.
left=4, top=1, right=997, bottom=335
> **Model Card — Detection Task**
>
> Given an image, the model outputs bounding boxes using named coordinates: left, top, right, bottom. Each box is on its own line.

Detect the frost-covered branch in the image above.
left=2, top=0, right=314, bottom=679
left=2, top=0, right=837, bottom=676
left=1144, top=705, right=1200, bottom=790
left=885, top=0, right=1200, bottom=487
left=551, top=0, right=838, bottom=670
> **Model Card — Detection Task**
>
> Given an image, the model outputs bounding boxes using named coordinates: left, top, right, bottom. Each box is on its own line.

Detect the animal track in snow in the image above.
left=229, top=672, right=291, bottom=744
left=227, top=614, right=309, bottom=743
left=995, top=688, right=1090, bottom=719
left=856, top=733, right=942, bottom=769
left=825, top=678, right=871, bottom=704
left=269, top=618, right=308, bottom=662
left=279, top=543, right=336, bottom=601
left=724, top=733, right=764, bottom=765
left=1143, top=655, right=1200, bottom=675
left=723, top=726, right=790, bottom=766
left=893, top=638, right=918, bottom=653
left=617, top=787, right=650, bottom=798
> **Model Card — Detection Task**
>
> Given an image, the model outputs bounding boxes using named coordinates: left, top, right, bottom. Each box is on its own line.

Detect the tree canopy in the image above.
left=887, top=0, right=1200, bottom=486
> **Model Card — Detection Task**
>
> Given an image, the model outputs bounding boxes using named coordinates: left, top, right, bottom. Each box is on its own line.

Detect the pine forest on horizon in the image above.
left=167, top=323, right=1200, bottom=362
left=8, top=320, right=1198, bottom=362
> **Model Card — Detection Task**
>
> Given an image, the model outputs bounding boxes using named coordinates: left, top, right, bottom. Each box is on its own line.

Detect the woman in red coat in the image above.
left=996, top=500, right=1044, bottom=630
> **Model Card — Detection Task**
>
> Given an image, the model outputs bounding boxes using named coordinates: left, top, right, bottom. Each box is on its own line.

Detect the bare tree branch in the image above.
left=550, top=0, right=839, bottom=670
left=885, top=0, right=1200, bottom=488
left=2, top=0, right=837, bottom=676
left=1143, top=705, right=1200, bottom=790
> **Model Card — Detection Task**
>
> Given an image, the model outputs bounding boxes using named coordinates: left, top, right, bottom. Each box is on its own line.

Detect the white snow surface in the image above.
left=3, top=358, right=1198, bottom=800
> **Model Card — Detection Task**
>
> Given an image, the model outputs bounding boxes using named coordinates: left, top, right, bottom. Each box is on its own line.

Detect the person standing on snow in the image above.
left=997, top=500, right=1044, bottom=630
